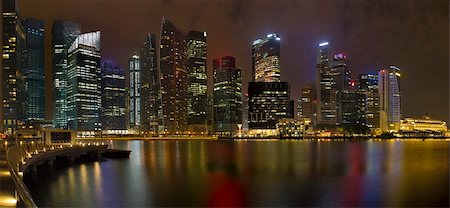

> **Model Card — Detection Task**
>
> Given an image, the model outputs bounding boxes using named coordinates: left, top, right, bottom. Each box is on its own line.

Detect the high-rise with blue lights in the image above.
left=186, top=31, right=208, bottom=133
left=379, top=65, right=401, bottom=132
left=358, top=73, right=380, bottom=129
left=128, top=53, right=141, bottom=130
left=52, top=20, right=81, bottom=129
left=101, top=61, right=126, bottom=131
left=24, top=18, right=45, bottom=122
left=67, top=31, right=102, bottom=132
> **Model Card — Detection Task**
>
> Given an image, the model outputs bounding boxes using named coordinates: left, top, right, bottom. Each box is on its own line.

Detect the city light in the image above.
left=319, top=42, right=329, bottom=46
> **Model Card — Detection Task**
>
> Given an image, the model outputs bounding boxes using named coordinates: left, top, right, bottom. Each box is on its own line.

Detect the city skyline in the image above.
left=4, top=0, right=449, bottom=124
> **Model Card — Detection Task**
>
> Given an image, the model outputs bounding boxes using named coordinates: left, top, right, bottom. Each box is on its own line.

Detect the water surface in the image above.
left=25, top=140, right=449, bottom=207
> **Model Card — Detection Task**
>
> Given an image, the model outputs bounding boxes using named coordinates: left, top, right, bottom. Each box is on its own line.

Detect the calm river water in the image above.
left=24, top=140, right=449, bottom=207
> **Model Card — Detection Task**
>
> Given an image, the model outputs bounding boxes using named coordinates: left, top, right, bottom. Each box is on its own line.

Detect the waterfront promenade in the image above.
left=1, top=142, right=108, bottom=208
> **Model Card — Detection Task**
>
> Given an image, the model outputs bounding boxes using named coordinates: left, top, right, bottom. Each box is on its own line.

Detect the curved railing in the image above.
left=6, top=143, right=53, bottom=208
left=6, top=142, right=108, bottom=208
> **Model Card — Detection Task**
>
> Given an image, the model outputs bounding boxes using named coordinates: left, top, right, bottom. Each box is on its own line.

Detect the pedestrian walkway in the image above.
left=0, top=146, right=17, bottom=207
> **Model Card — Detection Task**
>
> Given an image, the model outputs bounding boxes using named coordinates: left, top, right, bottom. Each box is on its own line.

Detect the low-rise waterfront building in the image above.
left=276, top=118, right=312, bottom=137
left=400, top=117, right=448, bottom=133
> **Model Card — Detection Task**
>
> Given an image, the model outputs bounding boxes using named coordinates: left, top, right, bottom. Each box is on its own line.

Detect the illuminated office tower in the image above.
left=333, top=53, right=353, bottom=125
left=298, top=84, right=314, bottom=121
left=24, top=18, right=45, bottom=122
left=52, top=20, right=81, bottom=129
left=101, top=61, right=126, bottom=131
left=2, top=0, right=26, bottom=134
left=159, top=17, right=187, bottom=134
left=379, top=66, right=401, bottom=132
left=213, top=56, right=242, bottom=136
left=139, top=33, right=161, bottom=134
left=186, top=31, right=207, bottom=133
left=66, top=31, right=101, bottom=131
left=357, top=73, right=380, bottom=129
left=128, top=53, right=141, bottom=130
left=248, top=82, right=291, bottom=133
left=315, top=41, right=336, bottom=127
left=252, top=33, right=281, bottom=82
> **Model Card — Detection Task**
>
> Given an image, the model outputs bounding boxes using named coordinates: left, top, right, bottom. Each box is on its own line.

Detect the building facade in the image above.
left=2, top=0, right=26, bottom=134
left=52, top=20, right=81, bottom=129
left=66, top=31, right=102, bottom=132
left=379, top=65, right=401, bottom=132
left=315, top=41, right=335, bottom=127
left=101, top=61, right=126, bottom=131
left=186, top=31, right=208, bottom=133
left=337, top=91, right=367, bottom=130
left=140, top=33, right=161, bottom=134
left=252, top=33, right=281, bottom=82
left=24, top=18, right=45, bottom=122
left=159, top=17, right=187, bottom=134
left=357, top=73, right=380, bottom=129
left=128, top=53, right=141, bottom=130
left=298, top=84, right=314, bottom=121
left=248, top=82, right=291, bottom=133
left=213, top=56, right=242, bottom=136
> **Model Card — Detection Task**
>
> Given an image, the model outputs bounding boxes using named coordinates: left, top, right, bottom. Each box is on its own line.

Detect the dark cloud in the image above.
left=14, top=0, right=449, bottom=123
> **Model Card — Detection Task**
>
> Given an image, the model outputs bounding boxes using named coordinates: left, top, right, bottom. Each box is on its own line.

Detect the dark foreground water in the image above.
left=25, top=140, right=449, bottom=207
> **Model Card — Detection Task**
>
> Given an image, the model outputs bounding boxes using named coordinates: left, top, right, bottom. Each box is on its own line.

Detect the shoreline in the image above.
left=74, top=136, right=450, bottom=141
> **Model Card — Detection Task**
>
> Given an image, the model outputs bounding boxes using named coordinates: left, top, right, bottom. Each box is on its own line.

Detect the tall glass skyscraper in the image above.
left=379, top=65, right=401, bottom=132
left=67, top=31, right=101, bottom=131
left=186, top=31, right=207, bottom=133
left=24, top=18, right=45, bottom=122
left=213, top=56, right=242, bottom=136
left=358, top=73, right=380, bottom=129
left=128, top=53, right=141, bottom=130
left=52, top=20, right=81, bottom=129
left=101, top=61, right=126, bottom=130
left=159, top=17, right=187, bottom=134
left=2, top=0, right=26, bottom=134
left=252, top=33, right=281, bottom=82
left=315, top=41, right=335, bottom=127
left=333, top=53, right=353, bottom=126
left=139, top=33, right=161, bottom=134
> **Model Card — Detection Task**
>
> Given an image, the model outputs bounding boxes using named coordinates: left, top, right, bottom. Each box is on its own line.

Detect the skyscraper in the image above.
left=2, top=0, right=26, bottom=134
left=159, top=17, right=187, bottom=134
left=186, top=31, right=207, bottom=133
left=128, top=53, right=141, bottom=130
left=298, top=84, right=314, bottom=121
left=213, top=56, right=242, bottom=136
left=24, top=18, right=45, bottom=122
left=248, top=32, right=290, bottom=135
left=248, top=82, right=291, bottom=132
left=329, top=54, right=359, bottom=125
left=315, top=41, right=336, bottom=127
left=52, top=20, right=81, bottom=129
left=101, top=61, right=126, bottom=131
left=66, top=31, right=101, bottom=132
left=252, top=33, right=281, bottom=82
left=139, top=33, right=161, bottom=134
left=357, top=73, right=380, bottom=129
left=379, top=65, right=401, bottom=132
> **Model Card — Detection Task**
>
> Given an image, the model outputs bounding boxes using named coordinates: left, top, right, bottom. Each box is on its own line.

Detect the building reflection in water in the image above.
left=24, top=140, right=449, bottom=207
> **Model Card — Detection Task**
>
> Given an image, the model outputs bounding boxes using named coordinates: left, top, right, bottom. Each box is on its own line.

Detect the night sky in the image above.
left=15, top=0, right=449, bottom=123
